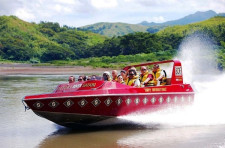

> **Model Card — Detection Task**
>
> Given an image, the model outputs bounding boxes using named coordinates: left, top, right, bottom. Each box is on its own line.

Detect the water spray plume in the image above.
left=120, top=33, right=225, bottom=127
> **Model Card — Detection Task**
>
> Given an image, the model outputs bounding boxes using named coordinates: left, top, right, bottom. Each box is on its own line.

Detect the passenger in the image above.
left=78, top=76, right=84, bottom=82
left=91, top=75, right=97, bottom=80
left=117, top=75, right=125, bottom=84
left=120, top=70, right=128, bottom=82
left=83, top=75, right=87, bottom=81
left=102, top=71, right=112, bottom=81
left=125, top=69, right=140, bottom=87
left=130, top=66, right=137, bottom=72
left=124, top=66, right=138, bottom=80
left=151, top=64, right=167, bottom=86
left=130, top=66, right=139, bottom=76
left=112, top=70, right=118, bottom=82
left=140, top=66, right=154, bottom=87
left=68, top=76, right=75, bottom=83
left=87, top=76, right=91, bottom=81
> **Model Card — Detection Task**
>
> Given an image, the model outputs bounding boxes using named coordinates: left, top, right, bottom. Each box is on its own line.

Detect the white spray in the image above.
left=120, top=33, right=225, bottom=127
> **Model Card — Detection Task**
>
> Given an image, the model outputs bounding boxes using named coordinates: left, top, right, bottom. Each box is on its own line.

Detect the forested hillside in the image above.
left=0, top=16, right=225, bottom=69
left=0, top=16, right=106, bottom=62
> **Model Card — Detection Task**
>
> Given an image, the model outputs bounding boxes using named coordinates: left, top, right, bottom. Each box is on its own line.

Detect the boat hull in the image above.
left=33, top=111, right=113, bottom=127
left=25, top=92, right=194, bottom=126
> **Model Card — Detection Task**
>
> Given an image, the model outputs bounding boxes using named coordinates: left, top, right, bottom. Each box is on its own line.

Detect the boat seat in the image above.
left=166, top=78, right=171, bottom=85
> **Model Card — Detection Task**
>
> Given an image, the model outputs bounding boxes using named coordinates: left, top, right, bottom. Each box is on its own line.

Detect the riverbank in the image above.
left=0, top=63, right=112, bottom=75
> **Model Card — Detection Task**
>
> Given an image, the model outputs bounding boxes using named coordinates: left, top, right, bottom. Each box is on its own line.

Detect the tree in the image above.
left=41, top=44, right=74, bottom=61
left=0, top=37, right=33, bottom=61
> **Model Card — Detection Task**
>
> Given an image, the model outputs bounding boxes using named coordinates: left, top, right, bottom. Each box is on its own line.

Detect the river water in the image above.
left=1, top=74, right=225, bottom=148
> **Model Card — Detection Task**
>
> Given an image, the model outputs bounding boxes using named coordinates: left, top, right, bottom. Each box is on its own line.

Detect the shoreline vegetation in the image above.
left=0, top=47, right=222, bottom=75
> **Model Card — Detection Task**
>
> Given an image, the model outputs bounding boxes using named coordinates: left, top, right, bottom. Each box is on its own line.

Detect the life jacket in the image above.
left=140, top=71, right=154, bottom=86
left=150, top=68, right=167, bottom=86
left=140, top=71, right=149, bottom=82
left=112, top=77, right=118, bottom=82
left=126, top=76, right=139, bottom=86
left=119, top=81, right=125, bottom=84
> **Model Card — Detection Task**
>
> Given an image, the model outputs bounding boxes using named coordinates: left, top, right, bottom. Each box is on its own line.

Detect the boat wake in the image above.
left=119, top=33, right=225, bottom=128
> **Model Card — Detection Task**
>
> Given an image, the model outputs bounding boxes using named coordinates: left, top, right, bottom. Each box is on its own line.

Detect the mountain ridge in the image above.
left=139, top=10, right=218, bottom=26
left=79, top=10, right=224, bottom=37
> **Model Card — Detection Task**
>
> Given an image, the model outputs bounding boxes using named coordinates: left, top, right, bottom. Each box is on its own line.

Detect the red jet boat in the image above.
left=22, top=60, right=194, bottom=127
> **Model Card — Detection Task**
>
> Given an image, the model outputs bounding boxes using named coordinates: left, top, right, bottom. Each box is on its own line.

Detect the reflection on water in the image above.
left=39, top=125, right=145, bottom=148
left=39, top=125, right=225, bottom=148
left=1, top=75, right=225, bottom=148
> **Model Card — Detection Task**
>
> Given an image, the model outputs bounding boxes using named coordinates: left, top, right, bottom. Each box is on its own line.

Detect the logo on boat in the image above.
left=158, top=96, right=164, bottom=104
left=72, top=84, right=82, bottom=88
left=151, top=97, right=156, bottom=104
left=174, top=96, right=178, bottom=103
left=78, top=99, right=88, bottom=107
left=135, top=97, right=140, bottom=105
left=143, top=97, right=148, bottom=104
left=126, top=98, right=132, bottom=105
left=63, top=99, right=74, bottom=108
left=92, top=98, right=101, bottom=107
left=82, top=83, right=96, bottom=88
left=144, top=88, right=151, bottom=92
left=104, top=97, right=113, bottom=106
left=48, top=100, right=59, bottom=108
left=33, top=101, right=44, bottom=109
left=166, top=97, right=171, bottom=103
left=116, top=97, right=122, bottom=106
left=58, top=84, right=82, bottom=91
left=152, top=88, right=167, bottom=92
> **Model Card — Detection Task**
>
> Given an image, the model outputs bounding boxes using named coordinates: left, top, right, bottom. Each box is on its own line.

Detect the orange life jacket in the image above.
left=126, top=76, right=139, bottom=86
left=150, top=68, right=167, bottom=86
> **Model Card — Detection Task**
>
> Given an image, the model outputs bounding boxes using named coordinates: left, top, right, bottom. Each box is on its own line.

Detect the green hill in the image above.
left=0, top=15, right=106, bottom=62
left=0, top=15, right=54, bottom=60
left=157, top=16, right=225, bottom=44
left=78, top=22, right=149, bottom=37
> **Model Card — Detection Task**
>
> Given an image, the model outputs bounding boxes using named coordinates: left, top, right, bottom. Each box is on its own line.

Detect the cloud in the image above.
left=90, top=0, right=118, bottom=9
left=0, top=0, right=22, bottom=15
left=54, top=0, right=77, bottom=5
left=15, top=8, right=35, bottom=20
left=131, top=0, right=225, bottom=13
left=0, top=0, right=88, bottom=22
left=152, top=16, right=165, bottom=23
left=0, top=0, right=224, bottom=27
left=137, top=0, right=177, bottom=6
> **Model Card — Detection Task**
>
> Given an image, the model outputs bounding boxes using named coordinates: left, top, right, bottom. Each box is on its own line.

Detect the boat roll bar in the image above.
left=123, top=60, right=183, bottom=85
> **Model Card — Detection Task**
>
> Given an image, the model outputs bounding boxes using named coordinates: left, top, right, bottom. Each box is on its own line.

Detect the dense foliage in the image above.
left=0, top=16, right=106, bottom=62
left=0, top=15, right=225, bottom=70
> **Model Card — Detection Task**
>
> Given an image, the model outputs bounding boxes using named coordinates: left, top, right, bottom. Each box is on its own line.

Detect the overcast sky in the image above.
left=0, top=0, right=224, bottom=27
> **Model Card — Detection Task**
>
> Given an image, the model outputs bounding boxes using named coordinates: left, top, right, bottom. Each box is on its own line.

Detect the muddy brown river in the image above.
left=1, top=75, right=225, bottom=148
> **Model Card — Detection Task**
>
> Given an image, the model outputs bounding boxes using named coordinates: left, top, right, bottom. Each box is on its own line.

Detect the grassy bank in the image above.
left=32, top=52, right=174, bottom=69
